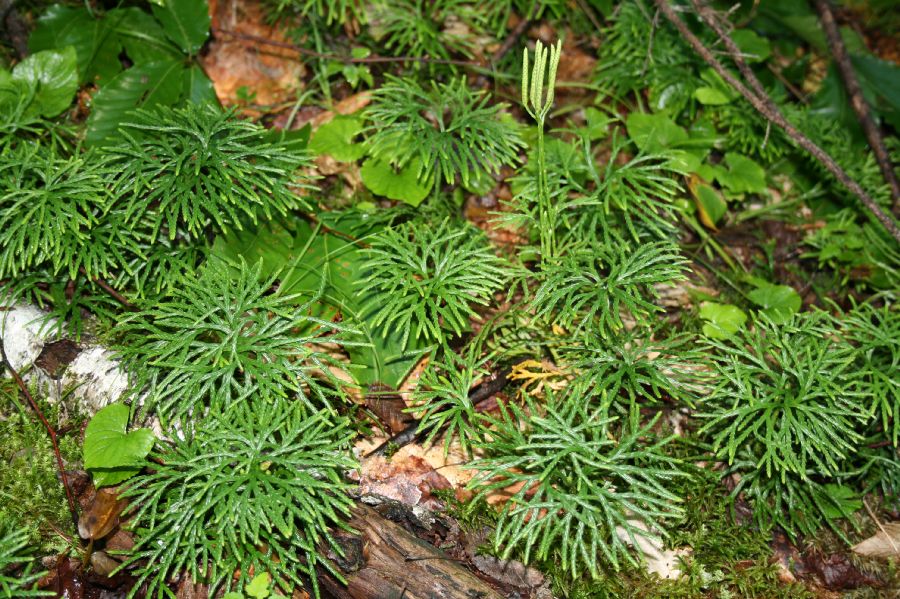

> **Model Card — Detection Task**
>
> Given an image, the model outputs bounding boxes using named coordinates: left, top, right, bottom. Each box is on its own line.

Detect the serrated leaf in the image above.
left=309, top=115, right=366, bottom=162
left=11, top=47, right=78, bottom=118
left=83, top=404, right=155, bottom=488
left=747, top=283, right=801, bottom=325
left=625, top=112, right=688, bottom=153
left=360, top=157, right=431, bottom=206
left=86, top=59, right=184, bottom=145
left=700, top=302, right=747, bottom=339
left=152, top=0, right=210, bottom=55
left=28, top=5, right=122, bottom=85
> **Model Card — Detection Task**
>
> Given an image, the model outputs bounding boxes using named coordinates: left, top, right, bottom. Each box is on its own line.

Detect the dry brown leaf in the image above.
left=364, top=383, right=415, bottom=435
left=77, top=487, right=128, bottom=541
left=202, top=0, right=305, bottom=107
left=852, top=522, right=900, bottom=559
left=88, top=551, right=120, bottom=578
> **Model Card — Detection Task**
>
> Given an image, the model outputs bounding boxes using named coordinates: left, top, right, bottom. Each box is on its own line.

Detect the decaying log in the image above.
left=319, top=504, right=501, bottom=599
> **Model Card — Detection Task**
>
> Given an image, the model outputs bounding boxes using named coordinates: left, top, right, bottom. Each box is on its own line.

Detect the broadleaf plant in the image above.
left=83, top=403, right=155, bottom=488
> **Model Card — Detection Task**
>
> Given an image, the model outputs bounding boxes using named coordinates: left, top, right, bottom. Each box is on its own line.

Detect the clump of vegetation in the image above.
left=358, top=218, right=511, bottom=346
left=116, top=260, right=352, bottom=425
left=120, top=398, right=356, bottom=598
left=470, top=395, right=685, bottom=579
left=2, top=0, right=900, bottom=596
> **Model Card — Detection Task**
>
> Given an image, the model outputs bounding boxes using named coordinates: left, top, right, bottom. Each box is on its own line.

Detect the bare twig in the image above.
left=365, top=362, right=518, bottom=458
left=812, top=0, right=900, bottom=212
left=653, top=0, right=900, bottom=244
left=78, top=267, right=134, bottom=309
left=0, top=339, right=79, bottom=529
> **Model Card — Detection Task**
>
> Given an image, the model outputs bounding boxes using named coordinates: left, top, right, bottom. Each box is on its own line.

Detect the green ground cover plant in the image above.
left=1, top=0, right=899, bottom=597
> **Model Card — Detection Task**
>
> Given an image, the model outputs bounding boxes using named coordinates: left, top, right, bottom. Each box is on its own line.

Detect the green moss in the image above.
left=0, top=379, right=82, bottom=554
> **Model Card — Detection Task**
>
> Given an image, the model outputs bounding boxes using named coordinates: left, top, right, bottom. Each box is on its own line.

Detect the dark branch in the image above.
left=365, top=362, right=517, bottom=458
left=653, top=0, right=900, bottom=243
left=812, top=0, right=900, bottom=212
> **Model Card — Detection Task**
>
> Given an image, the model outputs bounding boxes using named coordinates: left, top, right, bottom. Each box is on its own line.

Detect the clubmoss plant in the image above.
left=116, top=260, right=353, bottom=426
left=698, top=312, right=869, bottom=536
left=365, top=75, right=524, bottom=196
left=119, top=398, right=356, bottom=598
left=0, top=518, right=50, bottom=598
left=104, top=102, right=312, bottom=241
left=407, top=345, right=490, bottom=458
left=529, top=239, right=687, bottom=337
left=521, top=39, right=562, bottom=261
left=468, top=394, right=685, bottom=579
left=357, top=218, right=511, bottom=347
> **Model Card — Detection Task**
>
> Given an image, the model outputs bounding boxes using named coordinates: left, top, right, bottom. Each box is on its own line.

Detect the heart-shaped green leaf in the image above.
left=84, top=403, right=155, bottom=487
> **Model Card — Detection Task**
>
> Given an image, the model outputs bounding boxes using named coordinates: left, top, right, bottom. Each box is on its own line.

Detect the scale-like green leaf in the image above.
left=83, top=403, right=155, bottom=487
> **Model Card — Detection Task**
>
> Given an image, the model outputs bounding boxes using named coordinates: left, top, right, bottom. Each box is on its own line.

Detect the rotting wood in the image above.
left=319, top=504, right=502, bottom=599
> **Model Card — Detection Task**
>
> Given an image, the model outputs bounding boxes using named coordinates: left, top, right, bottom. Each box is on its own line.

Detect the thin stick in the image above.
left=78, top=267, right=133, bottom=309
left=862, top=497, right=899, bottom=555
left=812, top=0, right=900, bottom=212
left=364, top=362, right=518, bottom=458
left=0, top=339, right=79, bottom=529
left=653, top=0, right=900, bottom=244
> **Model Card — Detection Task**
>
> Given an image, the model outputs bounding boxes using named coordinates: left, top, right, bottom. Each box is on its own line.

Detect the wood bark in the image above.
left=319, top=504, right=501, bottom=599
